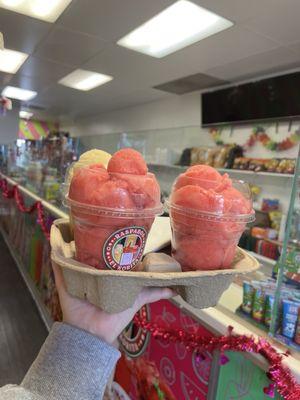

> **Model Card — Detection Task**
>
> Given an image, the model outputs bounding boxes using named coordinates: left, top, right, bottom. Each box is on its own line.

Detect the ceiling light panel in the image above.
left=0, top=48, right=28, bottom=73
left=2, top=86, right=37, bottom=100
left=0, top=0, right=73, bottom=23
left=19, top=110, right=33, bottom=118
left=118, top=0, right=234, bottom=58
left=59, top=69, right=113, bottom=91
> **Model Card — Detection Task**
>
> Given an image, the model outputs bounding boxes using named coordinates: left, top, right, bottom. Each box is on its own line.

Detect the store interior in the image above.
left=1, top=1, right=300, bottom=399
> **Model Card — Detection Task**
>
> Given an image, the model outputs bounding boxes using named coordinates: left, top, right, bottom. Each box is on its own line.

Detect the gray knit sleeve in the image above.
left=0, top=322, right=120, bottom=400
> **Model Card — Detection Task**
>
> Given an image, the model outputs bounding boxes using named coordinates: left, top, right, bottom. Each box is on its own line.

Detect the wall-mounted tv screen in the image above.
left=201, top=71, right=300, bottom=126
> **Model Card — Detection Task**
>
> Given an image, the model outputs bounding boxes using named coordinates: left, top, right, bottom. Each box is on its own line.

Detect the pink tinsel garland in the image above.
left=134, top=314, right=300, bottom=399
left=0, top=178, right=50, bottom=240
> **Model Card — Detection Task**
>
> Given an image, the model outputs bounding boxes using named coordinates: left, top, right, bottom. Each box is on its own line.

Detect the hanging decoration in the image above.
left=247, top=126, right=300, bottom=151
left=210, top=126, right=300, bottom=151
left=134, top=314, right=300, bottom=400
left=210, top=127, right=225, bottom=145
left=0, top=178, right=50, bottom=240
left=0, top=96, right=12, bottom=116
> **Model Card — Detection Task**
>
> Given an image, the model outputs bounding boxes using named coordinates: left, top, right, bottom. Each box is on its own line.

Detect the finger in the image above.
left=52, top=262, right=67, bottom=297
left=135, top=287, right=175, bottom=310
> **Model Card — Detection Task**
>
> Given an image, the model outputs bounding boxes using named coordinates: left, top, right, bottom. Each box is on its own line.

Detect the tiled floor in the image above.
left=0, top=234, right=47, bottom=385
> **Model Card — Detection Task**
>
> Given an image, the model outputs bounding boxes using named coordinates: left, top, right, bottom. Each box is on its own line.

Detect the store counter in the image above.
left=1, top=172, right=299, bottom=398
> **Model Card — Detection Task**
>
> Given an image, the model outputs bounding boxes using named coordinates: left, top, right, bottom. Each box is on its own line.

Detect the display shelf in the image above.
left=249, top=251, right=277, bottom=267
left=236, top=307, right=269, bottom=333
left=273, top=334, right=300, bottom=353
left=218, top=168, right=294, bottom=179
left=0, top=227, right=53, bottom=332
left=148, top=163, right=294, bottom=179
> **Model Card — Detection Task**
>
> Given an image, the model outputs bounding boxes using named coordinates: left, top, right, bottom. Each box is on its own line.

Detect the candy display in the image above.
left=187, top=144, right=243, bottom=169
left=67, top=148, right=163, bottom=270
left=167, top=165, right=254, bottom=271
left=233, top=157, right=296, bottom=174
left=239, top=278, right=300, bottom=347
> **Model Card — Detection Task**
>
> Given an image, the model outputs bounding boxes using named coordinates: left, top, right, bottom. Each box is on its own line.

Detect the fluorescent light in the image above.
left=59, top=69, right=113, bottom=91
left=2, top=86, right=37, bottom=101
left=117, top=0, right=233, bottom=58
left=2, top=0, right=23, bottom=6
left=0, top=0, right=72, bottom=23
left=0, top=48, right=28, bottom=73
left=19, top=110, right=33, bottom=118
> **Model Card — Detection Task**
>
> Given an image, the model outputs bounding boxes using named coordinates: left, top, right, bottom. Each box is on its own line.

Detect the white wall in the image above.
left=0, top=105, right=20, bottom=144
left=65, top=91, right=299, bottom=159
left=65, top=92, right=201, bottom=136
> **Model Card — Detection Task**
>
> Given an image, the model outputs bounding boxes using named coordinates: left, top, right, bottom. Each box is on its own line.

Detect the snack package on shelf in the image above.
left=282, top=299, right=300, bottom=339
left=265, top=158, right=280, bottom=172
left=242, top=281, right=255, bottom=314
left=248, top=159, right=268, bottom=172
left=250, top=184, right=261, bottom=202
left=276, top=158, right=296, bottom=174
left=269, top=211, right=283, bottom=231
left=233, top=157, right=250, bottom=170
left=251, top=227, right=278, bottom=240
left=239, top=277, right=300, bottom=348
left=224, top=145, right=244, bottom=169
left=189, top=145, right=243, bottom=169
left=232, top=157, right=296, bottom=174
left=264, top=291, right=275, bottom=327
left=273, top=248, right=300, bottom=283
left=262, top=198, right=280, bottom=212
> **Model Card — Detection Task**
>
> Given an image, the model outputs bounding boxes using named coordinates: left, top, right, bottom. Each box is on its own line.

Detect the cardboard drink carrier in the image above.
left=51, top=218, right=259, bottom=314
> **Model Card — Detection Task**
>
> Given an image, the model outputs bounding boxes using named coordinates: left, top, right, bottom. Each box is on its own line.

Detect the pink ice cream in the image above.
left=68, top=149, right=162, bottom=270
left=169, top=165, right=254, bottom=271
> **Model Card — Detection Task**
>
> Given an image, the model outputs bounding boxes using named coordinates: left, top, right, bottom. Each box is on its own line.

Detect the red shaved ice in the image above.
left=107, top=148, right=148, bottom=175
left=168, top=164, right=254, bottom=271
left=69, top=163, right=109, bottom=204
left=68, top=149, right=161, bottom=270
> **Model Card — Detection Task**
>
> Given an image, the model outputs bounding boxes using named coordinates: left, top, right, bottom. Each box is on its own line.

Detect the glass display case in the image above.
left=269, top=149, right=300, bottom=349
left=3, top=135, right=79, bottom=206
left=233, top=149, right=300, bottom=352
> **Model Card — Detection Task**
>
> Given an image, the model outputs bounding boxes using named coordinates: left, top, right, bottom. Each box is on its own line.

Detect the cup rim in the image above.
left=65, top=195, right=164, bottom=218
left=165, top=199, right=255, bottom=223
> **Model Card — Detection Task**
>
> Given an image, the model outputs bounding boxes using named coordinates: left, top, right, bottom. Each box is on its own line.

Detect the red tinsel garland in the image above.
left=133, top=314, right=300, bottom=400
left=0, top=178, right=50, bottom=240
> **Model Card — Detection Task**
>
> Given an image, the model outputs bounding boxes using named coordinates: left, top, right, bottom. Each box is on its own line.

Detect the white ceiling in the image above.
left=1, top=0, right=300, bottom=120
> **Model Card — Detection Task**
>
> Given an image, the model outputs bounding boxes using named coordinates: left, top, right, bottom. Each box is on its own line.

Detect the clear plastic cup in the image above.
left=166, top=175, right=255, bottom=272
left=65, top=165, right=163, bottom=271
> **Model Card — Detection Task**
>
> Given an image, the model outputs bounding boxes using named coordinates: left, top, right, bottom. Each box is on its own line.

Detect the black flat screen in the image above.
left=202, top=72, right=300, bottom=125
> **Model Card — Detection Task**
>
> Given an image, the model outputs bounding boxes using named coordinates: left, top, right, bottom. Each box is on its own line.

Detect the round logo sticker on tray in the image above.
left=103, top=226, right=147, bottom=271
